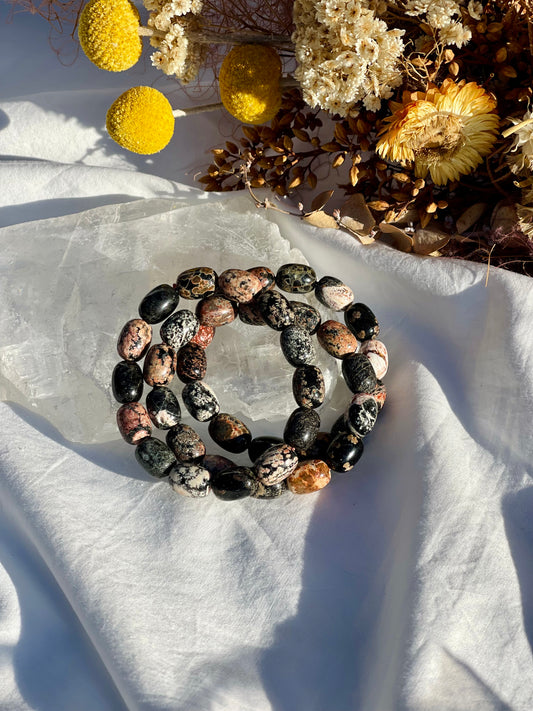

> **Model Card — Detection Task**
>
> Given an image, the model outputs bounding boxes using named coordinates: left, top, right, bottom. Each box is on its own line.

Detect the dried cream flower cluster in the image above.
left=404, top=0, right=475, bottom=48
left=144, top=0, right=207, bottom=83
left=505, top=110, right=533, bottom=174
left=292, top=0, right=405, bottom=114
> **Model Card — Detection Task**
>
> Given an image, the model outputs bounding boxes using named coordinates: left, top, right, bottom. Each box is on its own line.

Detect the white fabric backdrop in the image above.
left=1, top=7, right=533, bottom=711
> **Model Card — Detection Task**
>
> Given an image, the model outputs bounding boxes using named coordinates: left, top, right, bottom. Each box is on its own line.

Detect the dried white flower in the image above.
left=505, top=110, right=533, bottom=173
left=467, top=0, right=483, bottom=20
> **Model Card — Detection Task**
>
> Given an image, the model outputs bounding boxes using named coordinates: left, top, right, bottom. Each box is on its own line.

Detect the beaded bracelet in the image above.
left=112, top=263, right=388, bottom=501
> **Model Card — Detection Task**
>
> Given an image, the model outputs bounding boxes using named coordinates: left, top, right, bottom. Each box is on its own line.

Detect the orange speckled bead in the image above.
left=287, top=459, right=331, bottom=494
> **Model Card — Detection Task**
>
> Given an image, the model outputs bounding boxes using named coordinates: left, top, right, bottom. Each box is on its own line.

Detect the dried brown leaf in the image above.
left=456, top=202, right=487, bottom=233
left=412, top=224, right=450, bottom=255
left=303, top=211, right=339, bottom=229
left=491, top=200, right=517, bottom=231
left=378, top=223, right=413, bottom=252
left=340, top=193, right=376, bottom=235
left=311, top=189, right=335, bottom=212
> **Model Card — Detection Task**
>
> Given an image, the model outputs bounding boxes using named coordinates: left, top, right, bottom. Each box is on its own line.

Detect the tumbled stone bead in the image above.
left=112, top=361, right=143, bottom=403
left=296, top=431, right=332, bottom=460
left=117, top=319, right=152, bottom=362
left=256, top=290, right=294, bottom=331
left=239, top=300, right=265, bottom=326
left=160, top=310, right=199, bottom=351
left=248, top=435, right=284, bottom=462
left=342, top=353, right=377, bottom=394
left=317, top=320, right=358, bottom=359
left=218, top=268, right=263, bottom=304
left=211, top=467, right=257, bottom=500
left=176, top=267, right=217, bottom=300
left=116, top=402, right=152, bottom=444
left=290, top=301, right=321, bottom=335
left=169, top=462, right=210, bottom=498
left=176, top=342, right=207, bottom=383
left=331, top=413, right=350, bottom=438
left=346, top=394, right=378, bottom=437
left=202, top=454, right=236, bottom=477
left=280, top=325, right=316, bottom=367
left=139, top=284, right=179, bottom=324
left=166, top=423, right=206, bottom=462
left=251, top=480, right=287, bottom=499
left=182, top=381, right=220, bottom=421
left=135, top=437, right=175, bottom=478
left=287, top=459, right=331, bottom=494
left=344, top=302, right=380, bottom=341
left=326, top=433, right=364, bottom=473
left=276, top=263, right=316, bottom=294
left=372, top=380, right=387, bottom=410
left=208, top=413, right=252, bottom=453
left=196, top=294, right=237, bottom=327
left=360, top=339, right=388, bottom=379
left=315, top=276, right=354, bottom=311
left=247, top=266, right=275, bottom=292
left=283, top=407, right=320, bottom=451
left=253, top=444, right=299, bottom=485
left=292, top=365, right=325, bottom=409
left=143, top=344, right=176, bottom=387
left=146, top=386, right=181, bottom=430
left=190, top=324, right=215, bottom=349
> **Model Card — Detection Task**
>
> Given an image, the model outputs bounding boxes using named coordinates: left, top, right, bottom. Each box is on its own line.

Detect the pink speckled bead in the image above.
left=117, top=319, right=152, bottom=361
left=116, top=402, right=152, bottom=444
left=360, top=339, right=388, bottom=379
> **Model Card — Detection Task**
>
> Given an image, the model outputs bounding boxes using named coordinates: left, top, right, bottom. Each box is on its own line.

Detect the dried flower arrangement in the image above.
left=13, top=0, right=533, bottom=275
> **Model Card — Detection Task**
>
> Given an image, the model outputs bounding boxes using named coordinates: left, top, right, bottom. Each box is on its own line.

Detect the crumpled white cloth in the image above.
left=1, top=10, right=533, bottom=711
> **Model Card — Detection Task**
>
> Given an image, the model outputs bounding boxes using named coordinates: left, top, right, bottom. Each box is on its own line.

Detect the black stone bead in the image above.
left=135, top=437, right=176, bottom=478
left=275, top=263, right=317, bottom=294
left=290, top=301, right=321, bottom=335
left=344, top=302, right=380, bottom=341
left=346, top=397, right=378, bottom=437
left=211, top=466, right=257, bottom=500
left=182, top=381, right=220, bottom=421
left=166, top=423, right=205, bottom=462
left=292, top=365, right=325, bottom=409
left=176, top=342, right=207, bottom=383
left=296, top=431, right=332, bottom=460
left=331, top=413, right=349, bottom=438
left=160, top=310, right=199, bottom=351
left=280, top=325, right=315, bottom=367
left=326, top=433, right=364, bottom=473
left=146, top=386, right=181, bottom=429
left=256, top=290, right=295, bottom=331
left=138, top=284, right=179, bottom=324
left=251, top=479, right=287, bottom=499
left=248, top=436, right=284, bottom=463
left=202, top=454, right=236, bottom=477
left=112, top=360, right=143, bottom=404
left=208, top=413, right=252, bottom=453
left=283, top=408, right=320, bottom=451
left=342, top=353, right=377, bottom=394
left=239, top=299, right=265, bottom=326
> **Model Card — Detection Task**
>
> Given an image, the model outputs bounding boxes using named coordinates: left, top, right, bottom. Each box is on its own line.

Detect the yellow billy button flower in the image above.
left=376, top=80, right=500, bottom=185
left=106, top=87, right=175, bottom=154
left=78, top=0, right=142, bottom=72
left=219, top=45, right=282, bottom=125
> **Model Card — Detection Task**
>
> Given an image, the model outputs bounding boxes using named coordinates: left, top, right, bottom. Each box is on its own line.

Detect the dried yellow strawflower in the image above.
left=219, top=45, right=282, bottom=125
left=377, top=80, right=499, bottom=185
left=78, top=0, right=142, bottom=72
left=106, top=87, right=175, bottom=154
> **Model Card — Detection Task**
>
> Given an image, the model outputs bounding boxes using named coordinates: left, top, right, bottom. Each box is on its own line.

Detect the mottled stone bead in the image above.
left=117, top=319, right=152, bottom=362
left=287, top=459, right=331, bottom=494
left=218, top=268, right=262, bottom=304
left=116, top=402, right=152, bottom=444
left=360, top=339, right=388, bottom=380
left=190, top=324, right=215, bottom=349
left=135, top=437, right=175, bottom=478
left=166, top=423, right=206, bottom=462
left=169, top=462, right=210, bottom=498
left=176, top=267, right=217, bottom=300
left=315, top=276, right=354, bottom=311
left=247, top=266, right=275, bottom=292
left=160, top=310, right=199, bottom=351
left=146, top=386, right=181, bottom=430
left=296, top=431, right=332, bottom=460
left=292, top=365, right=325, bottom=409
left=346, top=394, right=378, bottom=437
left=280, top=325, right=316, bottom=367
left=342, top=353, right=377, bottom=394
left=317, top=320, right=358, bottom=359
left=210, top=467, right=257, bottom=501
left=326, top=433, right=364, bottom=473
left=256, top=290, right=295, bottom=331
left=239, top=300, right=265, bottom=326
left=276, top=263, right=316, bottom=294
left=202, top=454, right=236, bottom=477
left=344, top=302, right=380, bottom=341
left=254, top=444, right=299, bottom=485
left=176, top=342, right=207, bottom=383
left=112, top=360, right=143, bottom=403
left=251, top=480, right=287, bottom=499
left=248, top=436, right=284, bottom=463
left=371, top=380, right=387, bottom=411
left=208, top=413, right=252, bottom=453
left=283, top=407, right=320, bottom=451
left=290, top=301, right=321, bottom=335
left=143, top=344, right=176, bottom=387
left=182, top=381, right=220, bottom=421
left=196, top=294, right=237, bottom=327
left=138, top=284, right=179, bottom=325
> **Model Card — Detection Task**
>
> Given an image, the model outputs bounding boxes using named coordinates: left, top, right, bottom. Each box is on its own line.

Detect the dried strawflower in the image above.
left=106, top=87, right=175, bottom=154
left=78, top=0, right=142, bottom=72
left=377, top=80, right=499, bottom=185
left=219, top=45, right=282, bottom=124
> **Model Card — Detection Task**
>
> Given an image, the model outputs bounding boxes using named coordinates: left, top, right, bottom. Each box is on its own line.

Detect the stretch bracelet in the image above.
left=112, top=264, right=388, bottom=501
